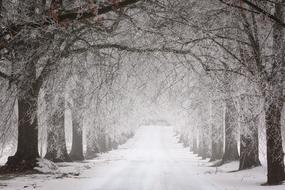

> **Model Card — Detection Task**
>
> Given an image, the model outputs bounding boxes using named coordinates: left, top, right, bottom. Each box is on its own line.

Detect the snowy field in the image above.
left=0, top=125, right=284, bottom=190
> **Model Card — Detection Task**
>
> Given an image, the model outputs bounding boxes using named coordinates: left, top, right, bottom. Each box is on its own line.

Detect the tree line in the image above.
left=0, top=0, right=284, bottom=186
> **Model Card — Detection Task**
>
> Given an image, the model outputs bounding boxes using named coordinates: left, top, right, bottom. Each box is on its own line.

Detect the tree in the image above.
left=5, top=62, right=40, bottom=171
left=263, top=1, right=285, bottom=184
left=233, top=1, right=285, bottom=184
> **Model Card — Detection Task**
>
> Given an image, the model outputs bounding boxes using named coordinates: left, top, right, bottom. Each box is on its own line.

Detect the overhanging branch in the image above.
left=220, top=0, right=285, bottom=28
left=72, top=43, right=196, bottom=55
left=241, top=0, right=285, bottom=28
left=0, top=0, right=142, bottom=51
left=58, top=0, right=141, bottom=22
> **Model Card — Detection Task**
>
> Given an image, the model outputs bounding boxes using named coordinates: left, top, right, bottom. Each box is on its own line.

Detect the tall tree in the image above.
left=263, top=1, right=285, bottom=184
left=6, top=62, right=40, bottom=171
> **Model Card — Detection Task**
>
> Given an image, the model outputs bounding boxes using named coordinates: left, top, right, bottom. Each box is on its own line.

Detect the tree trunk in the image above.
left=99, top=134, right=108, bottom=153
left=239, top=96, right=261, bottom=170
left=210, top=101, right=223, bottom=161
left=239, top=120, right=261, bottom=170
left=183, top=134, right=190, bottom=147
left=45, top=94, right=71, bottom=162
left=69, top=75, right=85, bottom=161
left=202, top=133, right=210, bottom=160
left=191, top=126, right=198, bottom=154
left=69, top=108, right=84, bottom=161
left=265, top=96, right=285, bottom=184
left=263, top=0, right=285, bottom=185
left=198, top=127, right=204, bottom=157
left=192, top=134, right=198, bottom=154
left=198, top=125, right=210, bottom=159
left=222, top=98, right=239, bottom=163
left=239, top=131, right=261, bottom=170
left=179, top=133, right=189, bottom=147
left=189, top=126, right=194, bottom=152
left=0, top=0, right=2, bottom=15
left=2, top=62, right=40, bottom=172
left=210, top=124, right=223, bottom=161
left=86, top=134, right=100, bottom=159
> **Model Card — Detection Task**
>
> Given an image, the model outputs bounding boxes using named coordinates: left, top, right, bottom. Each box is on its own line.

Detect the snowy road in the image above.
left=3, top=125, right=281, bottom=190
left=32, top=125, right=219, bottom=190
left=69, top=126, right=218, bottom=190
left=80, top=126, right=215, bottom=190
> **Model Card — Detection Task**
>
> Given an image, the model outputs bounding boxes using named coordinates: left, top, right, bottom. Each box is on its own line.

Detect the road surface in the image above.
left=2, top=126, right=281, bottom=190
left=79, top=125, right=218, bottom=190
left=4, top=125, right=219, bottom=190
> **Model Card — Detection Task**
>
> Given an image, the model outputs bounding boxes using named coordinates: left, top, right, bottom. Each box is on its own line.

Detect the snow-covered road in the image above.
left=88, top=125, right=218, bottom=190
left=41, top=125, right=219, bottom=190
left=44, top=126, right=216, bottom=190
left=2, top=125, right=284, bottom=190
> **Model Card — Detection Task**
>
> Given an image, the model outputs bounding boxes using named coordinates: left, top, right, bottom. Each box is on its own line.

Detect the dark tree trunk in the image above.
left=69, top=75, right=85, bottom=161
left=265, top=97, right=285, bottom=184
left=69, top=108, right=84, bottom=161
left=45, top=94, right=71, bottom=162
left=263, top=1, right=285, bottom=185
left=239, top=132, right=261, bottom=170
left=1, top=62, right=40, bottom=172
left=239, top=120, right=261, bottom=170
left=222, top=98, right=239, bottom=163
left=0, top=0, right=2, bottom=15
left=6, top=93, right=39, bottom=171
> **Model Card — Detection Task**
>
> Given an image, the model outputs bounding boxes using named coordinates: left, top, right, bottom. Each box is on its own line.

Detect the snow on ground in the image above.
left=0, top=125, right=284, bottom=190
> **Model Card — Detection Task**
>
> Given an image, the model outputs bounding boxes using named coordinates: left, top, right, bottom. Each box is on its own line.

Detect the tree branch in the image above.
left=218, top=0, right=260, bottom=14
left=222, top=0, right=285, bottom=28
left=58, top=0, right=141, bottom=21
left=71, top=43, right=196, bottom=55
left=0, top=0, right=142, bottom=51
left=241, top=0, right=285, bottom=27
left=0, top=70, right=11, bottom=81
left=219, top=0, right=285, bottom=27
